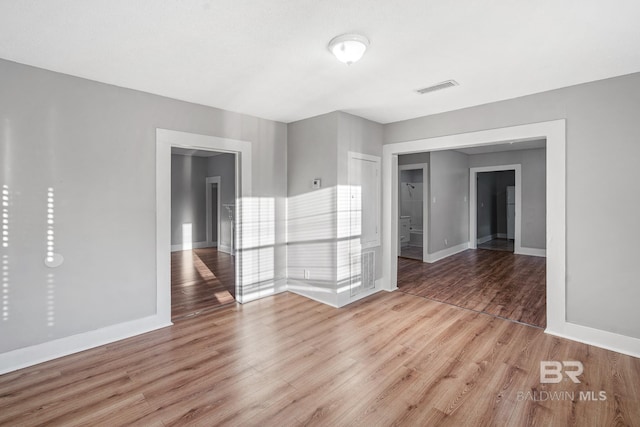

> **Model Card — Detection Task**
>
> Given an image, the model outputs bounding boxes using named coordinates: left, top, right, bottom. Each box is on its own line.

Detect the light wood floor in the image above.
left=171, top=248, right=235, bottom=320
left=398, top=249, right=546, bottom=328
left=1, top=291, right=639, bottom=426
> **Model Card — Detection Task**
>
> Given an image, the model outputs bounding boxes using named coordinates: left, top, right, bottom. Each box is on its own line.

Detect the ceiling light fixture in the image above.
left=328, top=34, right=369, bottom=65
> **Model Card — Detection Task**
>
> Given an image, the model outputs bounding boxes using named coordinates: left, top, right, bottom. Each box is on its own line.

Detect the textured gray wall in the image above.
left=0, top=58, right=287, bottom=354
left=384, top=72, right=640, bottom=339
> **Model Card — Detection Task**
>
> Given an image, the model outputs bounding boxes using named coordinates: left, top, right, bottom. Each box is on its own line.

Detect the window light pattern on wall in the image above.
left=46, top=188, right=55, bottom=327
left=2, top=184, right=8, bottom=321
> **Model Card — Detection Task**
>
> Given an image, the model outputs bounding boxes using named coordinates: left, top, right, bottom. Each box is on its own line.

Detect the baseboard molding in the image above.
left=0, top=315, right=172, bottom=375
left=497, top=233, right=507, bottom=239
left=425, top=242, right=469, bottom=263
left=476, top=234, right=496, bottom=245
left=170, top=241, right=215, bottom=252
left=516, top=247, right=546, bottom=257
left=546, top=322, right=640, bottom=359
left=218, top=244, right=233, bottom=255
left=287, top=280, right=339, bottom=308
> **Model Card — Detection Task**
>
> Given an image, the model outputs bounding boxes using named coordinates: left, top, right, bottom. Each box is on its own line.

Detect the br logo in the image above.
left=540, top=361, right=584, bottom=383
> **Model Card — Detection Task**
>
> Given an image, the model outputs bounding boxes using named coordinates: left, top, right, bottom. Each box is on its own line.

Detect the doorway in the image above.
left=383, top=121, right=564, bottom=333
left=170, top=149, right=237, bottom=320
left=156, top=128, right=253, bottom=326
left=398, top=162, right=428, bottom=261
left=475, top=170, right=515, bottom=253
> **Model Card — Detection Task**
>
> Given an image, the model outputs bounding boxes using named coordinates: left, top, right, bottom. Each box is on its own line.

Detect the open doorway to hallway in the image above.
left=395, top=139, right=547, bottom=328
left=170, top=147, right=237, bottom=320
left=476, top=170, right=515, bottom=253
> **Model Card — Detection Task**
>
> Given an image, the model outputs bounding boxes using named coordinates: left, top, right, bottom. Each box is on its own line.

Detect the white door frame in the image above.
left=382, top=120, right=565, bottom=335
left=156, top=129, right=252, bottom=323
left=469, top=165, right=522, bottom=253
left=205, top=176, right=221, bottom=248
left=398, top=163, right=429, bottom=261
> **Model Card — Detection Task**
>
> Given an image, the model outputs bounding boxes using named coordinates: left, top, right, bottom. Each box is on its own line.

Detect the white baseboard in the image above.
left=546, top=322, right=640, bottom=359
left=516, top=247, right=546, bottom=257
left=0, top=315, right=172, bottom=375
left=170, top=241, right=215, bottom=252
left=218, top=243, right=233, bottom=255
left=287, top=280, right=339, bottom=308
left=425, top=242, right=469, bottom=263
left=496, top=233, right=507, bottom=239
left=476, top=234, right=496, bottom=245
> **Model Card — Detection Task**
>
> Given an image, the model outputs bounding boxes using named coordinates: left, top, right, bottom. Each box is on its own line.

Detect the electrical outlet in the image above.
left=304, top=269, right=310, bottom=279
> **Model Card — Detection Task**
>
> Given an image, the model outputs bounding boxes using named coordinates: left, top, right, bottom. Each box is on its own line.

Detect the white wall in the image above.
left=384, top=72, right=640, bottom=339
left=0, top=58, right=287, bottom=359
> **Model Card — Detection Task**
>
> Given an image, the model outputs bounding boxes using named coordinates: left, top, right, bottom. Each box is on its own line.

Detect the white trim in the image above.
left=171, top=241, right=215, bottom=252
left=398, top=163, right=429, bottom=260
left=496, top=232, right=507, bottom=239
left=218, top=243, right=233, bottom=254
left=382, top=120, right=566, bottom=340
left=0, top=315, right=171, bottom=375
left=348, top=151, right=381, bottom=249
left=476, top=234, right=496, bottom=245
left=157, top=129, right=251, bottom=308
left=547, top=323, right=640, bottom=359
left=469, top=164, right=522, bottom=254
left=518, top=247, right=546, bottom=257
left=205, top=176, right=221, bottom=248
left=424, top=242, right=469, bottom=263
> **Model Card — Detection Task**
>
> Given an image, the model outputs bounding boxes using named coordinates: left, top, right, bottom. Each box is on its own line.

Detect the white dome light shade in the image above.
left=328, top=34, right=369, bottom=65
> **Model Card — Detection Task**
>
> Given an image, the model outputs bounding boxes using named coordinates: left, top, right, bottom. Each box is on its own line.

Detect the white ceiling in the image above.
left=1, top=1, right=639, bottom=124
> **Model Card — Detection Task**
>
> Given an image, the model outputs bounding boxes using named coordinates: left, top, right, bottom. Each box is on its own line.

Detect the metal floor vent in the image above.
left=416, top=80, right=459, bottom=95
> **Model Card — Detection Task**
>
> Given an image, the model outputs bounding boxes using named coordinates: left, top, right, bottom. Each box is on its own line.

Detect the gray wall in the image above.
left=469, top=149, right=546, bottom=249
left=384, top=72, right=640, bottom=339
left=428, top=150, right=469, bottom=254
left=0, top=58, right=287, bottom=354
left=171, top=154, right=209, bottom=244
left=287, top=112, right=383, bottom=306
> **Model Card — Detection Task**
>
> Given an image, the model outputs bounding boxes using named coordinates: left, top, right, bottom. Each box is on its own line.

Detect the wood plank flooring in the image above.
left=398, top=249, right=546, bottom=328
left=1, top=291, right=639, bottom=426
left=171, top=248, right=235, bottom=320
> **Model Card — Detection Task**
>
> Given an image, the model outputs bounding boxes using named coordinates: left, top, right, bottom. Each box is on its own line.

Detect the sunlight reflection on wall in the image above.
left=336, top=185, right=363, bottom=301
left=237, top=197, right=276, bottom=302
left=46, top=188, right=55, bottom=327
left=287, top=187, right=341, bottom=305
left=2, top=185, right=8, bottom=321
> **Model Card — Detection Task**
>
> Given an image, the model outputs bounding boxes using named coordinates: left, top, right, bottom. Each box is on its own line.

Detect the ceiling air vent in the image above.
left=416, top=80, right=459, bottom=95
